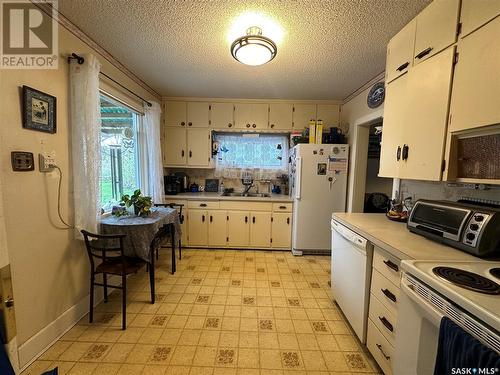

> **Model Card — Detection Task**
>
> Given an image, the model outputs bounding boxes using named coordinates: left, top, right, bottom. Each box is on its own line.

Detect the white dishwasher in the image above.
left=331, top=219, right=373, bottom=343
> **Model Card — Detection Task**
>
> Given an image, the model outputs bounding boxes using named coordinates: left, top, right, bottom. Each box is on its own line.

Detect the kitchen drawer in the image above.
left=219, top=201, right=272, bottom=211
left=367, top=319, right=394, bottom=375
left=371, top=269, right=400, bottom=317
left=163, top=198, right=188, bottom=206
left=272, top=202, right=292, bottom=212
left=373, top=247, right=401, bottom=287
left=369, top=293, right=397, bottom=346
left=187, top=201, right=220, bottom=210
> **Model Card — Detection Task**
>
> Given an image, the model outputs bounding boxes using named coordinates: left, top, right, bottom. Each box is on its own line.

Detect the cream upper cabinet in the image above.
left=250, top=212, right=271, bottom=247
left=187, top=102, right=209, bottom=128
left=316, top=104, right=340, bottom=129
left=400, top=47, right=455, bottom=181
left=188, top=210, right=208, bottom=246
left=164, top=127, right=187, bottom=166
left=269, top=103, right=293, bottom=130
left=165, top=101, right=187, bottom=127
left=378, top=76, right=408, bottom=178
left=208, top=210, right=227, bottom=247
left=460, top=0, right=500, bottom=38
left=386, top=19, right=416, bottom=83
left=271, top=213, right=291, bottom=248
left=413, top=0, right=460, bottom=65
left=234, top=103, right=269, bottom=129
left=187, top=128, right=210, bottom=166
left=449, top=17, right=500, bottom=132
left=293, top=104, right=316, bottom=130
left=210, top=103, right=234, bottom=129
left=227, top=211, right=250, bottom=247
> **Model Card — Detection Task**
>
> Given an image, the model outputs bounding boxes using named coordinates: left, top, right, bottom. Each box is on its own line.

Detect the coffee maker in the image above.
left=164, top=175, right=180, bottom=195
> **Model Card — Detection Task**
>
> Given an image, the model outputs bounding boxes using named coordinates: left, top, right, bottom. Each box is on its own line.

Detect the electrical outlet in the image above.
left=39, top=152, right=56, bottom=172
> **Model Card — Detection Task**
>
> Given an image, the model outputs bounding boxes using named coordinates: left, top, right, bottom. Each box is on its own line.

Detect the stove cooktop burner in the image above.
left=490, top=268, right=500, bottom=280
left=432, top=266, right=500, bottom=295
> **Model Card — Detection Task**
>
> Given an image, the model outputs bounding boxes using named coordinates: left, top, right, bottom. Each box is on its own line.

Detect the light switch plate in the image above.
left=11, top=152, right=34, bottom=171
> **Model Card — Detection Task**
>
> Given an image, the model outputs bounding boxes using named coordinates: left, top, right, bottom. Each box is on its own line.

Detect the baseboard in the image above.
left=17, top=275, right=120, bottom=371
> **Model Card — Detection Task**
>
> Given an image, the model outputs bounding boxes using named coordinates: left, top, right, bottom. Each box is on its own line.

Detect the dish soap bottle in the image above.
left=219, top=180, right=224, bottom=195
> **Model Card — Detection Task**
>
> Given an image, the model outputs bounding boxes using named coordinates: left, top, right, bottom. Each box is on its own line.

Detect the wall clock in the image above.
left=367, top=82, right=385, bottom=109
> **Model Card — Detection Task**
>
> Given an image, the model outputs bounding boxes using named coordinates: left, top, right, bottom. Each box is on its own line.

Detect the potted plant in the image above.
left=114, top=189, right=153, bottom=217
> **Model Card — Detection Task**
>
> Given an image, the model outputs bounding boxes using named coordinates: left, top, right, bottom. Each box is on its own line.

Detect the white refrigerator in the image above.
left=290, top=144, right=349, bottom=255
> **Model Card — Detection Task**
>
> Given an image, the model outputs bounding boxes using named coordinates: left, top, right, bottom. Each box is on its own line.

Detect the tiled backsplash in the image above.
left=400, top=179, right=500, bottom=205
left=165, top=168, right=289, bottom=194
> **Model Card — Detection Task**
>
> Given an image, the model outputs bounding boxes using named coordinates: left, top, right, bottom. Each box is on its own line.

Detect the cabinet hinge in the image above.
left=453, top=51, right=459, bottom=65
left=441, top=159, right=446, bottom=172
left=456, top=22, right=462, bottom=37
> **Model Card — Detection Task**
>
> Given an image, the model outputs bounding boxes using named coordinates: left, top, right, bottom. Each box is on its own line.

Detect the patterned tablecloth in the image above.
left=100, top=207, right=181, bottom=262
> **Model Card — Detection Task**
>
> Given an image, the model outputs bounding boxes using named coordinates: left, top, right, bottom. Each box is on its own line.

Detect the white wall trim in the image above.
left=16, top=274, right=119, bottom=373
left=17, top=293, right=90, bottom=370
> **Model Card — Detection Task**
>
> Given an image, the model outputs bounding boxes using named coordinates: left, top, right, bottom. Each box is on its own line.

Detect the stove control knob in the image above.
left=474, top=215, right=484, bottom=222
left=469, top=223, right=479, bottom=231
left=466, top=233, right=476, bottom=241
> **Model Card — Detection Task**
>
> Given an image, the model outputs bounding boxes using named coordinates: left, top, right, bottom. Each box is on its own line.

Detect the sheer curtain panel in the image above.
left=70, top=54, right=102, bottom=238
left=142, top=102, right=164, bottom=203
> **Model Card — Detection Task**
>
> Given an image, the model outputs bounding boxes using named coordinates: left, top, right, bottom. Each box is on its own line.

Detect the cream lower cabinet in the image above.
left=208, top=210, right=227, bottom=247
left=271, top=212, right=292, bottom=248
left=250, top=212, right=272, bottom=247
left=227, top=211, right=250, bottom=247
left=187, top=209, right=208, bottom=246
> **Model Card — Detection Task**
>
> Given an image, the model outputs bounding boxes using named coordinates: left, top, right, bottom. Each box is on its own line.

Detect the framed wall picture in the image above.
left=22, top=85, right=57, bottom=134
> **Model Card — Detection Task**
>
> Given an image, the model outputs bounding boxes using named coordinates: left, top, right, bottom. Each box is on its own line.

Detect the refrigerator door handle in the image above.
left=295, top=157, right=302, bottom=199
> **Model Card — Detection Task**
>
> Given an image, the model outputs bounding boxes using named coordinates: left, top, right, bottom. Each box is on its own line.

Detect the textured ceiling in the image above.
left=58, top=0, right=431, bottom=100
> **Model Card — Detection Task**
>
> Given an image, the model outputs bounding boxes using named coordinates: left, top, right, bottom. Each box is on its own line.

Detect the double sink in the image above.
left=221, top=192, right=271, bottom=198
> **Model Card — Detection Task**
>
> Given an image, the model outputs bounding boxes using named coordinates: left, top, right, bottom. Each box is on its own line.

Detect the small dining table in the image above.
left=100, top=206, right=181, bottom=303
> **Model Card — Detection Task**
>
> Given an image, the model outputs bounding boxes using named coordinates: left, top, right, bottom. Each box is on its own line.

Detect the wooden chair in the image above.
left=81, top=230, right=153, bottom=330
left=154, top=203, right=184, bottom=261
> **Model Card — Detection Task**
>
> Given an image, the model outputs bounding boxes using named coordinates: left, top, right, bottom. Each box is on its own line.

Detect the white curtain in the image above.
left=70, top=54, right=102, bottom=238
left=142, top=101, right=164, bottom=203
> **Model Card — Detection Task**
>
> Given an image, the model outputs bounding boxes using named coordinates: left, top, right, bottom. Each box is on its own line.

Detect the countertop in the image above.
left=331, top=212, right=481, bottom=262
left=164, top=192, right=293, bottom=203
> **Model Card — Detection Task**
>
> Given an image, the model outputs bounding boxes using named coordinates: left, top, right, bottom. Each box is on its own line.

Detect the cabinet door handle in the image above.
left=252, top=216, right=256, bottom=223
left=270, top=124, right=275, bottom=128
left=202, top=215, right=205, bottom=222
left=396, top=62, right=409, bottom=71
left=383, top=259, right=399, bottom=272
left=189, top=150, right=192, bottom=158
left=381, top=288, right=397, bottom=303
left=228, top=123, right=233, bottom=128
left=182, top=150, right=185, bottom=157
left=188, top=122, right=192, bottom=126
left=279, top=205, right=286, bottom=209
left=402, top=144, right=409, bottom=160
left=181, top=121, right=185, bottom=126
left=396, top=146, right=401, bottom=161
left=210, top=215, right=213, bottom=222
left=200, top=203, right=207, bottom=207
left=287, top=217, right=290, bottom=225
left=415, top=47, right=433, bottom=59
left=245, top=216, right=248, bottom=223
left=246, top=124, right=251, bottom=128
left=378, top=316, right=394, bottom=332
left=252, top=124, right=257, bottom=128
left=376, top=344, right=391, bottom=360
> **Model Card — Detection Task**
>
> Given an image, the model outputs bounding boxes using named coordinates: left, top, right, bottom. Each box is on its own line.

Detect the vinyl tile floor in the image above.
left=22, top=249, right=381, bottom=375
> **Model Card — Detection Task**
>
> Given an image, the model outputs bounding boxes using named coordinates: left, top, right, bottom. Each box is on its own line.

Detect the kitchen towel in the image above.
left=434, top=317, right=500, bottom=375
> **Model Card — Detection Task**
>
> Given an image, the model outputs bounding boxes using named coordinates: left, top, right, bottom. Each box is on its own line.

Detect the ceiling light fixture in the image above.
left=231, top=26, right=277, bottom=66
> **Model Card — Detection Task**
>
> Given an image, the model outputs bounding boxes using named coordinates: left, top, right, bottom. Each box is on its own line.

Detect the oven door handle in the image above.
left=401, top=281, right=444, bottom=324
